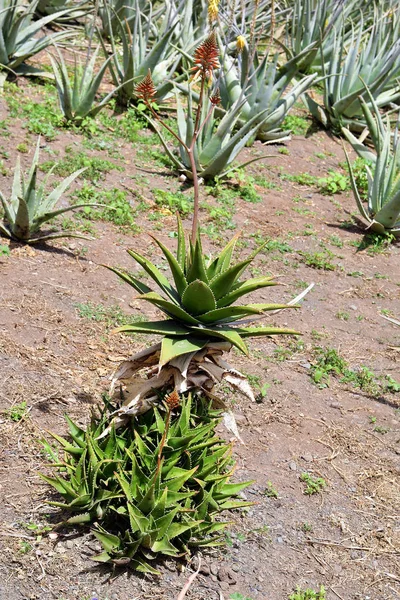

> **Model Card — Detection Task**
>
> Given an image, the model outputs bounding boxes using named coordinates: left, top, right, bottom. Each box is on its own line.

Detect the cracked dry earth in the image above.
left=0, top=90, right=399, bottom=600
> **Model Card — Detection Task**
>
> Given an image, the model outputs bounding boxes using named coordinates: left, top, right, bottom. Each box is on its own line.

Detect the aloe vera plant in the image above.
left=218, top=42, right=317, bottom=142
left=50, top=46, right=120, bottom=123
left=0, top=0, right=74, bottom=76
left=41, top=394, right=253, bottom=571
left=138, top=34, right=275, bottom=178
left=103, top=217, right=299, bottom=428
left=304, top=17, right=400, bottom=133
left=101, top=0, right=180, bottom=107
left=0, top=139, right=101, bottom=243
left=343, top=93, right=400, bottom=236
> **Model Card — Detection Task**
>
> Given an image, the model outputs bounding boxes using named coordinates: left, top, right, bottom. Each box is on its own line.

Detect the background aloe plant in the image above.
left=41, top=394, right=253, bottom=571
left=101, top=1, right=180, bottom=107
left=0, top=139, right=102, bottom=243
left=343, top=92, right=400, bottom=236
left=0, top=0, right=74, bottom=76
left=50, top=46, right=119, bottom=123
left=303, top=17, right=400, bottom=133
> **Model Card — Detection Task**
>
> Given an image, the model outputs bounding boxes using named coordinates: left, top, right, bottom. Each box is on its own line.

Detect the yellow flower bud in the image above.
left=236, top=35, right=246, bottom=53
left=208, top=0, right=219, bottom=23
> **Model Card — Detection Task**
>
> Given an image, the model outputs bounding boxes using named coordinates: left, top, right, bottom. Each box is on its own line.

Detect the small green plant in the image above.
left=300, top=473, right=326, bottom=495
left=16, top=142, right=28, bottom=153
left=230, top=594, right=255, bottom=600
left=41, top=151, right=122, bottom=183
left=328, top=234, right=343, bottom=247
left=317, top=171, right=349, bottom=195
left=300, top=250, right=336, bottom=270
left=73, top=187, right=137, bottom=228
left=75, top=302, right=146, bottom=328
left=7, top=401, right=28, bottom=422
left=282, top=114, right=311, bottom=136
left=154, top=189, right=192, bottom=216
left=336, top=311, right=350, bottom=321
left=41, top=395, right=254, bottom=571
left=311, top=347, right=347, bottom=387
left=384, top=375, right=400, bottom=393
left=0, top=244, right=10, bottom=255
left=264, top=482, right=279, bottom=498
left=0, top=139, right=100, bottom=244
left=289, top=585, right=326, bottom=600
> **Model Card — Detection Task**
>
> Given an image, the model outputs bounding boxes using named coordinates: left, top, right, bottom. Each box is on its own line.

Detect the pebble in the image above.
left=210, top=562, right=219, bottom=576
left=329, top=401, right=342, bottom=409
left=289, top=461, right=297, bottom=471
left=302, top=452, right=313, bottom=462
left=211, top=575, right=218, bottom=583
left=349, top=304, right=358, bottom=310
left=200, top=563, right=210, bottom=576
left=231, top=564, right=240, bottom=572
left=48, top=533, right=58, bottom=541
left=219, top=582, right=230, bottom=592
left=65, top=540, right=74, bottom=549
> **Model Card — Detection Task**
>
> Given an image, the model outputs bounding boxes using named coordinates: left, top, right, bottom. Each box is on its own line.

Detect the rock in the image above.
left=329, top=401, right=341, bottom=409
left=65, top=540, right=74, bottom=549
left=48, top=533, right=58, bottom=541
left=219, top=582, right=230, bottom=592
left=302, top=452, right=313, bottom=462
left=200, top=563, right=210, bottom=576
left=349, top=304, right=358, bottom=310
left=218, top=567, right=237, bottom=584
left=210, top=562, right=219, bottom=576
left=211, top=575, right=218, bottom=583
left=289, top=461, right=297, bottom=471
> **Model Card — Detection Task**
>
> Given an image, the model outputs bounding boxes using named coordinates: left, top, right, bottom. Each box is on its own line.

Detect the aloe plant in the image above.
left=218, top=42, right=318, bottom=143
left=283, top=0, right=350, bottom=74
left=101, top=0, right=180, bottom=107
left=343, top=93, right=400, bottom=236
left=303, top=17, right=400, bottom=133
left=98, top=0, right=148, bottom=37
left=0, top=139, right=101, bottom=243
left=41, top=395, right=253, bottom=571
left=0, top=0, right=74, bottom=76
left=50, top=46, right=121, bottom=123
left=138, top=34, right=277, bottom=178
left=36, top=0, right=90, bottom=20
left=102, top=216, right=299, bottom=428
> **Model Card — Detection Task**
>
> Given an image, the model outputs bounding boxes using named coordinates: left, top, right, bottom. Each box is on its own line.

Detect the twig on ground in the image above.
left=176, top=557, right=202, bottom=600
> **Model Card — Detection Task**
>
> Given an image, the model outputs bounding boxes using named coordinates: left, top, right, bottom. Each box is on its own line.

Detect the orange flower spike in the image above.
left=135, top=70, right=157, bottom=103
left=191, top=31, right=220, bottom=82
left=165, top=390, right=180, bottom=410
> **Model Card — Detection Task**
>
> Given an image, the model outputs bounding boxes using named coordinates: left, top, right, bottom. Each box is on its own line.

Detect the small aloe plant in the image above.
left=50, top=46, right=119, bottom=124
left=0, top=139, right=101, bottom=243
left=41, top=394, right=253, bottom=571
left=343, top=91, right=400, bottom=237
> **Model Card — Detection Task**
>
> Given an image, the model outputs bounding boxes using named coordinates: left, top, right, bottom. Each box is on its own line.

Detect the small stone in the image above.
left=65, top=540, right=74, bottom=549
left=211, top=575, right=218, bottom=583
left=300, top=362, right=311, bottom=369
left=231, top=564, right=240, bottom=572
left=329, top=401, right=341, bottom=409
left=349, top=304, right=357, bottom=311
left=302, top=452, right=313, bottom=462
left=200, top=563, right=210, bottom=576
left=219, top=582, right=230, bottom=592
left=289, top=461, right=297, bottom=471
left=277, top=536, right=284, bottom=543
left=210, top=562, right=219, bottom=576
left=49, top=533, right=58, bottom=541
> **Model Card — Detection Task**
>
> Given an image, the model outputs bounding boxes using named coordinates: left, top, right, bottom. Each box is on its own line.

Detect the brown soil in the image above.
left=0, top=80, right=399, bottom=600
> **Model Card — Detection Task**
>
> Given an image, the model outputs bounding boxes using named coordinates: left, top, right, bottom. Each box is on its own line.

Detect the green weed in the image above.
left=264, top=481, right=279, bottom=498
left=0, top=244, right=10, bottom=256
left=317, top=171, right=349, bottom=195
left=336, top=311, right=350, bottom=321
left=300, top=250, right=336, bottom=270
left=41, top=151, right=123, bottom=182
left=154, top=189, right=192, bottom=216
left=289, top=585, right=326, bottom=600
left=283, top=114, right=311, bottom=135
left=7, top=402, right=28, bottom=422
left=300, top=473, right=326, bottom=495
left=75, top=302, right=147, bottom=328
left=328, top=234, right=343, bottom=248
